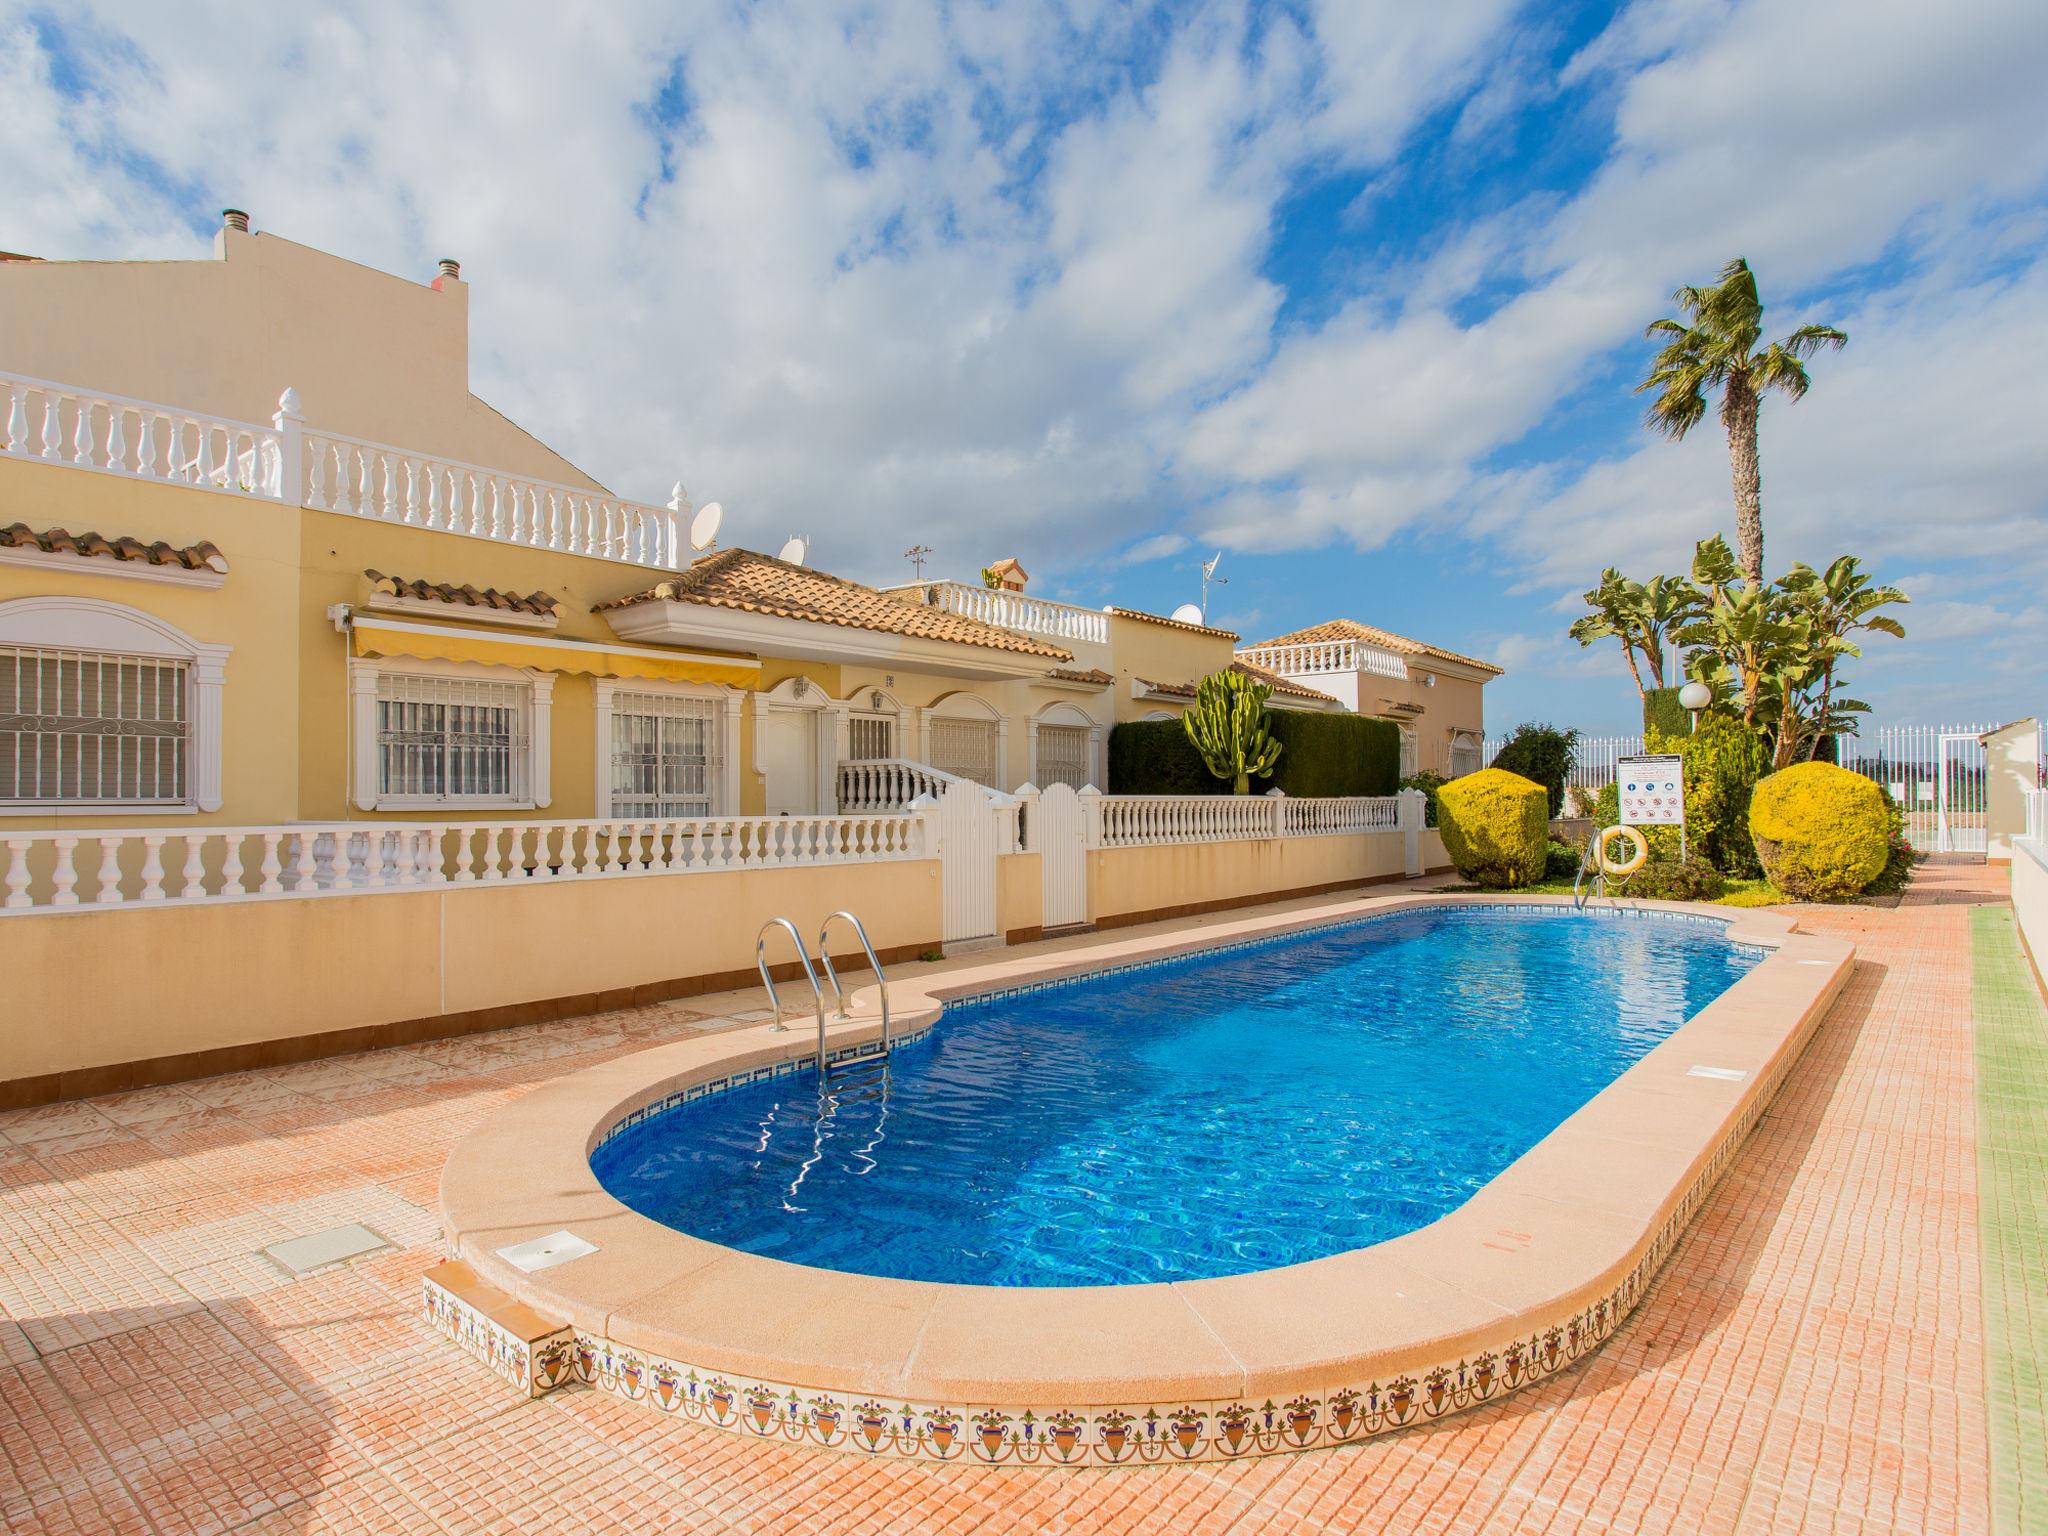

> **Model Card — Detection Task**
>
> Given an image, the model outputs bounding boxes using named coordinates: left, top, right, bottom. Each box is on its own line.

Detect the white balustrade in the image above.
left=1, top=369, right=685, bottom=570
left=2, top=371, right=284, bottom=497
left=0, top=811, right=928, bottom=913
left=838, top=758, right=957, bottom=812
left=1093, top=794, right=1404, bottom=849
left=299, top=429, right=681, bottom=569
left=886, top=581, right=1110, bottom=646
left=1234, top=640, right=1407, bottom=681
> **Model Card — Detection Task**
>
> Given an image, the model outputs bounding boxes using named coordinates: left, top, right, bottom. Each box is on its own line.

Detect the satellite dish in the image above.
left=688, top=502, right=724, bottom=552
left=1170, top=603, right=1205, bottom=625
left=777, top=535, right=809, bottom=566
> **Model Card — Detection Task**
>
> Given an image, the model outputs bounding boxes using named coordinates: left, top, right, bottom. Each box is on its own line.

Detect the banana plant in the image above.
left=1183, top=669, right=1283, bottom=794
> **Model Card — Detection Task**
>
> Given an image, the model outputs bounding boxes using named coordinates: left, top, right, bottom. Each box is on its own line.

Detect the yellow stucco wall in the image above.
left=997, top=850, right=1044, bottom=936
left=0, top=858, right=944, bottom=1086
left=1089, top=831, right=1414, bottom=921
left=1106, top=613, right=1236, bottom=723
left=0, top=228, right=602, bottom=486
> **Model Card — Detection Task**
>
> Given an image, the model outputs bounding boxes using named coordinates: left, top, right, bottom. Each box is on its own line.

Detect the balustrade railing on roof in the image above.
left=3, top=372, right=285, bottom=499
left=1234, top=639, right=1406, bottom=681
left=0, top=369, right=685, bottom=570
left=887, top=581, right=1109, bottom=646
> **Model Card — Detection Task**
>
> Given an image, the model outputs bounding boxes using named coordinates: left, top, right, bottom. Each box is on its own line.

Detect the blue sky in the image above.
left=5, top=0, right=2046, bottom=733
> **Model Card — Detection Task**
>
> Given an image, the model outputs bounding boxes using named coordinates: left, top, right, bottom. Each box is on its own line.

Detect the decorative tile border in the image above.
left=421, top=1270, right=576, bottom=1399
left=434, top=976, right=1819, bottom=1464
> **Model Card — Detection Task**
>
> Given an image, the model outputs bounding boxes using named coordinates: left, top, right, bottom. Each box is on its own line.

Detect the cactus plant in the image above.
left=1182, top=669, right=1282, bottom=794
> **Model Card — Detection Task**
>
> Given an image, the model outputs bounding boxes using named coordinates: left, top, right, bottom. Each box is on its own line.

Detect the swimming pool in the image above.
left=592, top=906, right=1762, bottom=1287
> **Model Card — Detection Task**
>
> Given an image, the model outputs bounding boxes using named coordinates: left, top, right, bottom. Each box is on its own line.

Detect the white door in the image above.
left=1036, top=781, right=1089, bottom=928
left=938, top=779, right=999, bottom=942
left=760, top=710, right=819, bottom=815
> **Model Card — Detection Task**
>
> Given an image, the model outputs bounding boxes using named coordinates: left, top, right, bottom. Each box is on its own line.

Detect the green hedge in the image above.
left=1642, top=686, right=1690, bottom=738
left=1107, top=712, right=1401, bottom=798
left=1489, top=723, right=1577, bottom=819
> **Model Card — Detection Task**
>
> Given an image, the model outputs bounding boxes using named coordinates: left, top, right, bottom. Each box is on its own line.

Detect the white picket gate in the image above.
left=1033, top=782, right=1093, bottom=929
left=935, top=779, right=1001, bottom=943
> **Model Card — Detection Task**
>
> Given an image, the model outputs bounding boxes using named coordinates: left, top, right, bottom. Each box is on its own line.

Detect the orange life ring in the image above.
left=1597, top=824, right=1649, bottom=877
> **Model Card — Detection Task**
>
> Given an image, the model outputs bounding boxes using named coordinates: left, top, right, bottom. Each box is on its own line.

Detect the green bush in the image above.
left=1262, top=711, right=1401, bottom=797
left=1748, top=761, right=1891, bottom=900
left=1642, top=686, right=1691, bottom=738
left=1438, top=768, right=1549, bottom=888
left=1488, top=723, right=1578, bottom=819
left=1545, top=838, right=1584, bottom=880
left=1398, top=770, right=1447, bottom=827
left=1623, top=857, right=1727, bottom=901
left=1664, top=715, right=1768, bottom=879
left=1108, top=711, right=1401, bottom=798
left=1108, top=718, right=1216, bottom=795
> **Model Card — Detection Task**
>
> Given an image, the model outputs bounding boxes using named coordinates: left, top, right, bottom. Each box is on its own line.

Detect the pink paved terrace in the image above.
left=0, top=859, right=2020, bottom=1533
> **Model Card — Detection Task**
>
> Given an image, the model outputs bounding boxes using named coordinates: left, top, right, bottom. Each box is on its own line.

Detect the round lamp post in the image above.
left=1679, top=680, right=1712, bottom=735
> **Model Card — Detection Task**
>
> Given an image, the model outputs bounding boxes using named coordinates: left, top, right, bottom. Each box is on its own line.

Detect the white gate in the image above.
left=1937, top=733, right=1989, bottom=855
left=1035, top=782, right=1091, bottom=928
left=937, top=779, right=999, bottom=943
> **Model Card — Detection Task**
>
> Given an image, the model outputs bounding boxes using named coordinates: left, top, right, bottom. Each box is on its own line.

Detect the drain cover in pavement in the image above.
left=263, top=1223, right=389, bottom=1275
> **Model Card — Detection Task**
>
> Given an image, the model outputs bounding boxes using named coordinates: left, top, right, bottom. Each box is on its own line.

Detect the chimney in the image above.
left=433, top=257, right=463, bottom=292
left=221, top=208, right=250, bottom=233
left=984, top=557, right=1028, bottom=592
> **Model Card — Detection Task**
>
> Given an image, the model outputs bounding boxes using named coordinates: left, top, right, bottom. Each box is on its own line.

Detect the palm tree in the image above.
left=1638, top=258, right=1846, bottom=587
left=1782, top=556, right=1908, bottom=759
left=1568, top=569, right=1701, bottom=695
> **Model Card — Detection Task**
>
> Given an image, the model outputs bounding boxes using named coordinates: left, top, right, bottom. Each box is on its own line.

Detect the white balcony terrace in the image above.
left=2, top=369, right=687, bottom=570
left=1234, top=638, right=1408, bottom=681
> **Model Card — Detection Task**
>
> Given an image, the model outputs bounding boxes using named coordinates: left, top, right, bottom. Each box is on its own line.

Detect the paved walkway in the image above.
left=0, top=861, right=2023, bottom=1533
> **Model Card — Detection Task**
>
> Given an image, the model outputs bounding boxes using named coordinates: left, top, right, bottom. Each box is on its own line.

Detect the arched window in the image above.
left=0, top=596, right=232, bottom=813
left=921, top=692, right=1006, bottom=788
left=1030, top=700, right=1103, bottom=790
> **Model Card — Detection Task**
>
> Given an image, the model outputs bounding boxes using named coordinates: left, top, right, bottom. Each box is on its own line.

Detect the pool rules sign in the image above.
left=1617, top=754, right=1685, bottom=825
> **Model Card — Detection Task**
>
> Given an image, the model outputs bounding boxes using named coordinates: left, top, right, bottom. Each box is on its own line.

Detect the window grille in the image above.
left=610, top=692, right=722, bottom=818
left=0, top=644, right=189, bottom=806
left=375, top=673, right=528, bottom=803
left=1398, top=727, right=1418, bottom=779
left=847, top=713, right=895, bottom=762
left=1036, top=724, right=1090, bottom=789
left=929, top=717, right=998, bottom=786
left=1448, top=735, right=1481, bottom=778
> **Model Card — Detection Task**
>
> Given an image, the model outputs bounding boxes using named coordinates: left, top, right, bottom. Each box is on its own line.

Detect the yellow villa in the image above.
left=0, top=212, right=1476, bottom=1104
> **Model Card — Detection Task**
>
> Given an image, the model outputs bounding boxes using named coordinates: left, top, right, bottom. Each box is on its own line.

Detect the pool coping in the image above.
left=434, top=891, right=1854, bottom=1466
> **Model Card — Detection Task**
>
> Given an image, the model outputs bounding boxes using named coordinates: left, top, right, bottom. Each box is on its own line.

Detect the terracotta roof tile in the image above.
left=1046, top=666, right=1113, bottom=686
left=1137, top=661, right=1340, bottom=705
left=365, top=570, right=561, bottom=619
left=2, top=523, right=228, bottom=573
left=596, top=548, right=1073, bottom=660
left=1108, top=606, right=1240, bottom=641
left=1251, top=617, right=1501, bottom=675
left=1230, top=659, right=1341, bottom=704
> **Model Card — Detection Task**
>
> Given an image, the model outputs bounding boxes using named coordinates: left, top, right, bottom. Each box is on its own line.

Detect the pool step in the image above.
left=421, top=1259, right=576, bottom=1399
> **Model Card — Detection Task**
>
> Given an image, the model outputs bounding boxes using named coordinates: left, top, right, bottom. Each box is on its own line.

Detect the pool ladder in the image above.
left=755, top=912, right=894, bottom=1076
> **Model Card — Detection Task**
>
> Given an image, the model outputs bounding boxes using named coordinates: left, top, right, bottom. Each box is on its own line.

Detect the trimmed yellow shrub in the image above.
left=1748, top=762, right=1890, bottom=900
left=1437, top=768, right=1549, bottom=889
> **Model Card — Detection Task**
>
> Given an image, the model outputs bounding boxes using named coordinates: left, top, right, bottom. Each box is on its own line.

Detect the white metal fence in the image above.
left=1484, top=719, right=2042, bottom=853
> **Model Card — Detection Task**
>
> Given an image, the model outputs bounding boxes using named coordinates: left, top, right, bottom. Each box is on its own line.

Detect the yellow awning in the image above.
left=348, top=614, right=760, bottom=687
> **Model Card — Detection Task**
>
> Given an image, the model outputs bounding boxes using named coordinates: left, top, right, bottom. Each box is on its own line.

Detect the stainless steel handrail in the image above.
left=756, top=918, right=828, bottom=1072
left=1572, top=834, right=1605, bottom=909
left=817, top=910, right=891, bottom=1064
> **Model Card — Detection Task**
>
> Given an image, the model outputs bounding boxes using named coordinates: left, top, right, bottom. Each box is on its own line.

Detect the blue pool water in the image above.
left=592, top=907, right=1761, bottom=1287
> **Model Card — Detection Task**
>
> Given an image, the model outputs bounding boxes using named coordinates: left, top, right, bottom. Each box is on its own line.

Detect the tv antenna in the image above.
left=903, top=544, right=933, bottom=579
left=1199, top=551, right=1227, bottom=621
